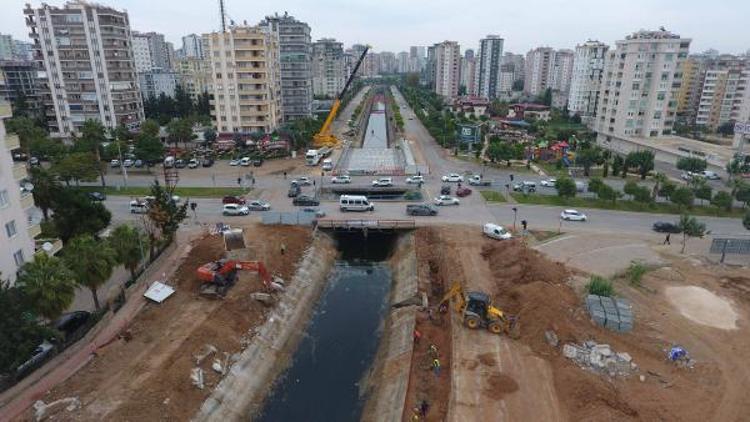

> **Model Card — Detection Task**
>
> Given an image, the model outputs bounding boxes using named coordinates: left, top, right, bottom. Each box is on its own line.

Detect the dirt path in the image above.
left=441, top=227, right=564, bottom=422
left=22, top=225, right=311, bottom=421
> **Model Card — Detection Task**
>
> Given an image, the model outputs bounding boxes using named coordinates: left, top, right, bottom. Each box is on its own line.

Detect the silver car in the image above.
left=246, top=200, right=271, bottom=211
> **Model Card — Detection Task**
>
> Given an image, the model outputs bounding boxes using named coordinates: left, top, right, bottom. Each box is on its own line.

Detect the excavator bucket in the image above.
left=223, top=229, right=245, bottom=251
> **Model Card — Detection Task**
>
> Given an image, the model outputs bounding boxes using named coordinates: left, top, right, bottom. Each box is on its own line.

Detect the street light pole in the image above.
left=512, top=207, right=518, bottom=231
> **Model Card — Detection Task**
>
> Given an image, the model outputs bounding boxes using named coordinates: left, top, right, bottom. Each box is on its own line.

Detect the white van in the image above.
left=129, top=200, right=149, bottom=214
left=322, top=159, right=333, bottom=171
left=339, top=195, right=374, bottom=212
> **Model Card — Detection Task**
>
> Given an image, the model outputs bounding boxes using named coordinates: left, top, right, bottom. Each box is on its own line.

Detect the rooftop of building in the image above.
left=625, top=29, right=685, bottom=40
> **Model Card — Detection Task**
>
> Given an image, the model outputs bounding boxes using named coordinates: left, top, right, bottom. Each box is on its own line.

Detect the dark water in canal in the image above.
left=257, top=233, right=396, bottom=422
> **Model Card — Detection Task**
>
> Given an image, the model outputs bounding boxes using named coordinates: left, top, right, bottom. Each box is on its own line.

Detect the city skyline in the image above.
left=2, top=0, right=749, bottom=54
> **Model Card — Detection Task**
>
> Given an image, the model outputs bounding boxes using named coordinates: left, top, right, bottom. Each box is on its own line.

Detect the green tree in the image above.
left=711, top=191, right=733, bottom=212
left=51, top=152, right=99, bottom=186
left=5, top=116, right=48, bottom=158
left=659, top=180, right=677, bottom=199
left=555, top=175, right=577, bottom=198
left=203, top=127, right=217, bottom=145
left=487, top=141, right=515, bottom=163
left=623, top=180, right=639, bottom=199
left=734, top=182, right=750, bottom=208
left=576, top=146, right=600, bottom=177
left=108, top=225, right=146, bottom=279
left=611, top=154, right=624, bottom=177
left=596, top=183, right=622, bottom=203
left=488, top=100, right=509, bottom=117
left=670, top=186, right=695, bottom=209
left=16, top=254, right=77, bottom=320
left=134, top=133, right=164, bottom=167
left=52, top=188, right=111, bottom=242
left=676, top=157, right=708, bottom=173
left=677, top=214, right=707, bottom=254
left=173, top=85, right=194, bottom=117
left=29, top=167, right=59, bottom=221
left=744, top=210, right=750, bottom=230
left=141, top=119, right=161, bottom=138
left=0, top=283, right=57, bottom=374
left=693, top=182, right=712, bottom=205
left=625, top=150, right=655, bottom=180
left=652, top=172, right=668, bottom=200
left=166, top=118, right=196, bottom=148
left=144, top=181, right=188, bottom=258
left=587, top=177, right=605, bottom=194
left=65, top=235, right=116, bottom=310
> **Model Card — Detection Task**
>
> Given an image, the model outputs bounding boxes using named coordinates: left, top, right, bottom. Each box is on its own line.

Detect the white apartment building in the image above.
left=474, top=35, right=504, bottom=98
left=461, top=56, right=476, bottom=96
left=132, top=31, right=172, bottom=71
left=397, top=51, right=409, bottom=73
left=596, top=29, right=691, bottom=138
left=551, top=49, right=574, bottom=95
left=131, top=35, right=152, bottom=73
left=0, top=103, right=38, bottom=285
left=175, top=56, right=211, bottom=100
left=434, top=41, right=461, bottom=99
left=498, top=53, right=524, bottom=95
left=568, top=40, right=609, bottom=119
left=312, top=38, right=346, bottom=98
left=24, top=1, right=144, bottom=136
left=524, top=47, right=554, bottom=96
left=206, top=25, right=283, bottom=134
left=182, top=33, right=205, bottom=59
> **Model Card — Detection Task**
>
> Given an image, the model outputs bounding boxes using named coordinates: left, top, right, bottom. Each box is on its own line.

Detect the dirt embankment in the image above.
left=28, top=225, right=312, bottom=421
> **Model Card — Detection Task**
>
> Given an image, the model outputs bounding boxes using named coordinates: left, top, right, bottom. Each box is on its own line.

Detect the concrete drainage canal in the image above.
left=257, top=231, right=399, bottom=421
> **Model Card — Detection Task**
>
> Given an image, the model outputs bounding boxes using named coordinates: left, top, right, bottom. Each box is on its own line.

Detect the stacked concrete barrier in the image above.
left=586, top=295, right=633, bottom=333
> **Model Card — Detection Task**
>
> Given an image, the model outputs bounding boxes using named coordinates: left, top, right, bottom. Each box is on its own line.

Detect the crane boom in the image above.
left=313, top=46, right=370, bottom=147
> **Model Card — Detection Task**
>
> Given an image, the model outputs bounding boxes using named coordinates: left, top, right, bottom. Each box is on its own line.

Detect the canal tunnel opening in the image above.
left=257, top=231, right=400, bottom=422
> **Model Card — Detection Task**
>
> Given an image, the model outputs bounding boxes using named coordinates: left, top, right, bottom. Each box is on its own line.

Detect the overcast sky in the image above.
left=3, top=0, right=748, bottom=54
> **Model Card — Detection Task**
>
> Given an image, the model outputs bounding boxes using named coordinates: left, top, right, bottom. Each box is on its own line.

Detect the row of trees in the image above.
left=143, top=86, right=210, bottom=126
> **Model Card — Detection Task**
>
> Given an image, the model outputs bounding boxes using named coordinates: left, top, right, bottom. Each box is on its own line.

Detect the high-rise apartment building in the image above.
left=0, top=34, right=34, bottom=61
left=181, top=34, right=205, bottom=59
left=461, top=56, right=476, bottom=96
left=24, top=1, right=143, bottom=136
left=498, top=53, right=524, bottom=95
left=397, top=51, right=409, bottom=73
left=434, top=41, right=461, bottom=99
left=175, top=57, right=211, bottom=100
left=675, top=55, right=710, bottom=123
left=260, top=13, right=313, bottom=121
left=551, top=49, right=574, bottom=96
left=0, top=60, right=42, bottom=115
left=132, top=31, right=172, bottom=71
left=312, top=38, right=345, bottom=98
left=596, top=29, right=691, bottom=138
left=568, top=40, right=609, bottom=119
left=474, top=35, right=504, bottom=98
left=524, top=47, right=555, bottom=96
left=0, top=103, right=39, bottom=284
left=206, top=25, right=283, bottom=133
left=409, top=46, right=425, bottom=73
left=425, top=45, right=436, bottom=87
left=695, top=59, right=749, bottom=129
left=379, top=52, right=396, bottom=74
left=132, top=31, right=178, bottom=99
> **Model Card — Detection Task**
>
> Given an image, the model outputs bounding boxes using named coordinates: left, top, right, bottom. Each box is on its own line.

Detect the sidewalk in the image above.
left=0, top=228, right=204, bottom=421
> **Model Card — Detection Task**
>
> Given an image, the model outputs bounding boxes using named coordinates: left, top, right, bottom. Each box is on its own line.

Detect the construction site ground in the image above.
left=24, top=224, right=311, bottom=421
left=407, top=226, right=750, bottom=421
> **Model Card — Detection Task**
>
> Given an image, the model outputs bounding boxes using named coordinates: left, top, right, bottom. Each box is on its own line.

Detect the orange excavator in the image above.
left=196, top=259, right=271, bottom=297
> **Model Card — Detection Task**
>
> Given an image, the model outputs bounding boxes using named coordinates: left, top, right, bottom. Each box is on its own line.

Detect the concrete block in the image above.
left=617, top=352, right=632, bottom=363
left=562, top=344, right=579, bottom=359
left=618, top=321, right=633, bottom=332
left=586, top=295, right=602, bottom=308
left=590, top=351, right=604, bottom=367
left=605, top=316, right=621, bottom=330
left=615, top=298, right=631, bottom=310
left=594, top=344, right=612, bottom=357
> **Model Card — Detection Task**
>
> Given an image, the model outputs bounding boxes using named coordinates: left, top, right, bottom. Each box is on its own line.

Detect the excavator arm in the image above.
left=312, top=45, right=370, bottom=147
left=438, top=281, right=466, bottom=313
left=228, top=260, right=271, bottom=286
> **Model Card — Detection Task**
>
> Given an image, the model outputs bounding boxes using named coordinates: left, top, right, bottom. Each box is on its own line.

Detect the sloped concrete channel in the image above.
left=194, top=230, right=418, bottom=421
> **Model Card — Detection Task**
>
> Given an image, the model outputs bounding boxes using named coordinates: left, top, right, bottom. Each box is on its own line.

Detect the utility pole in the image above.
left=117, top=142, right=128, bottom=188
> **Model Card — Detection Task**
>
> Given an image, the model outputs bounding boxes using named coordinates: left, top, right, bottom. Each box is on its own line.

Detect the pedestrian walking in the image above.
left=664, top=233, right=671, bottom=245
left=237, top=177, right=242, bottom=185
left=283, top=171, right=287, bottom=180
left=251, top=177, right=255, bottom=186
left=428, top=344, right=438, bottom=359
left=280, top=243, right=287, bottom=255
left=432, top=358, right=441, bottom=377
left=419, top=400, right=430, bottom=417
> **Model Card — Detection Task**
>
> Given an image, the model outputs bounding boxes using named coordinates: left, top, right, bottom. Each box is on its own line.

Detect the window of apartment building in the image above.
left=5, top=220, right=17, bottom=238
left=0, top=190, right=9, bottom=209
left=13, top=249, right=25, bottom=268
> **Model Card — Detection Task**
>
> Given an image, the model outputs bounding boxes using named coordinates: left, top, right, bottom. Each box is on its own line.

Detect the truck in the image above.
left=468, top=175, right=491, bottom=186
left=305, top=146, right=332, bottom=166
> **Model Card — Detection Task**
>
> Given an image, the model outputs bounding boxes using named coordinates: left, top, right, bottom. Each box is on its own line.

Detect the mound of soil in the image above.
left=485, top=374, right=519, bottom=399
left=480, top=240, right=569, bottom=296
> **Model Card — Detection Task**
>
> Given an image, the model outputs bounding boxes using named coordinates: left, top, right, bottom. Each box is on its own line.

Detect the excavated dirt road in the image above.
left=24, top=225, right=311, bottom=421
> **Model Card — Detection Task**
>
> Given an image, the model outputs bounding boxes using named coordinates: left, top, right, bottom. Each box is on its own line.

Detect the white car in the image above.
left=434, top=195, right=460, bottom=206
left=560, top=209, right=587, bottom=221
left=188, top=158, right=199, bottom=169
left=331, top=175, right=351, bottom=184
left=110, top=159, right=121, bottom=168
left=701, top=170, right=720, bottom=180
left=483, top=223, right=512, bottom=240
left=240, top=157, right=251, bottom=166
left=229, top=159, right=240, bottom=166
left=680, top=171, right=702, bottom=181
left=405, top=175, right=424, bottom=184
left=223, top=203, right=250, bottom=216
left=441, top=173, right=464, bottom=183
left=123, top=159, right=134, bottom=168
left=293, top=176, right=313, bottom=186
left=540, top=178, right=556, bottom=187
left=372, top=177, right=393, bottom=187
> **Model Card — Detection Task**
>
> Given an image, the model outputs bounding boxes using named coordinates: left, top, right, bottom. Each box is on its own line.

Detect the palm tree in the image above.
left=108, top=225, right=146, bottom=280
left=29, top=167, right=59, bottom=221
left=16, top=254, right=77, bottom=320
left=64, top=235, right=117, bottom=310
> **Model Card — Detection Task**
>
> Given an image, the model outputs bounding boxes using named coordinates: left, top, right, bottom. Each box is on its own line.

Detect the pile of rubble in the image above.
left=562, top=341, right=637, bottom=377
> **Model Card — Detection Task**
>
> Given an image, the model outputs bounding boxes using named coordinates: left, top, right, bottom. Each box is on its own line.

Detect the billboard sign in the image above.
left=457, top=124, right=480, bottom=144
left=735, top=122, right=750, bottom=135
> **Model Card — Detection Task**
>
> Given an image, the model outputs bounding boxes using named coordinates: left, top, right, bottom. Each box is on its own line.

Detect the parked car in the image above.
left=302, top=207, right=326, bottom=218
left=229, top=159, right=240, bottom=166
left=680, top=171, right=702, bottom=181
left=540, top=178, right=557, bottom=187
left=483, top=223, right=512, bottom=240
left=468, top=175, right=491, bottom=186
left=456, top=186, right=472, bottom=197
left=222, top=195, right=246, bottom=205
left=372, top=177, right=393, bottom=187
left=129, top=200, right=149, bottom=214
left=87, top=191, right=107, bottom=201
left=406, top=175, right=424, bottom=184
left=293, top=176, right=313, bottom=186
left=441, top=173, right=464, bottom=183
left=434, top=195, right=460, bottom=206
left=188, top=158, right=199, bottom=169
left=15, top=341, right=55, bottom=378
left=293, top=195, right=320, bottom=206
left=246, top=199, right=271, bottom=211
left=110, top=159, right=121, bottom=168
left=512, top=181, right=536, bottom=192
left=222, top=203, right=250, bottom=216
left=239, top=157, right=251, bottom=166
left=252, top=158, right=263, bottom=167
left=123, top=159, right=134, bottom=168
left=406, top=203, right=438, bottom=216
left=174, top=159, right=187, bottom=169
left=652, top=221, right=681, bottom=233
left=560, top=209, right=587, bottom=221
left=29, top=157, right=40, bottom=166
left=288, top=184, right=301, bottom=198
left=134, top=159, right=144, bottom=168
left=701, top=170, right=720, bottom=180
left=440, top=185, right=451, bottom=195
left=53, top=311, right=91, bottom=341
left=331, top=175, right=351, bottom=184
left=202, top=157, right=214, bottom=167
